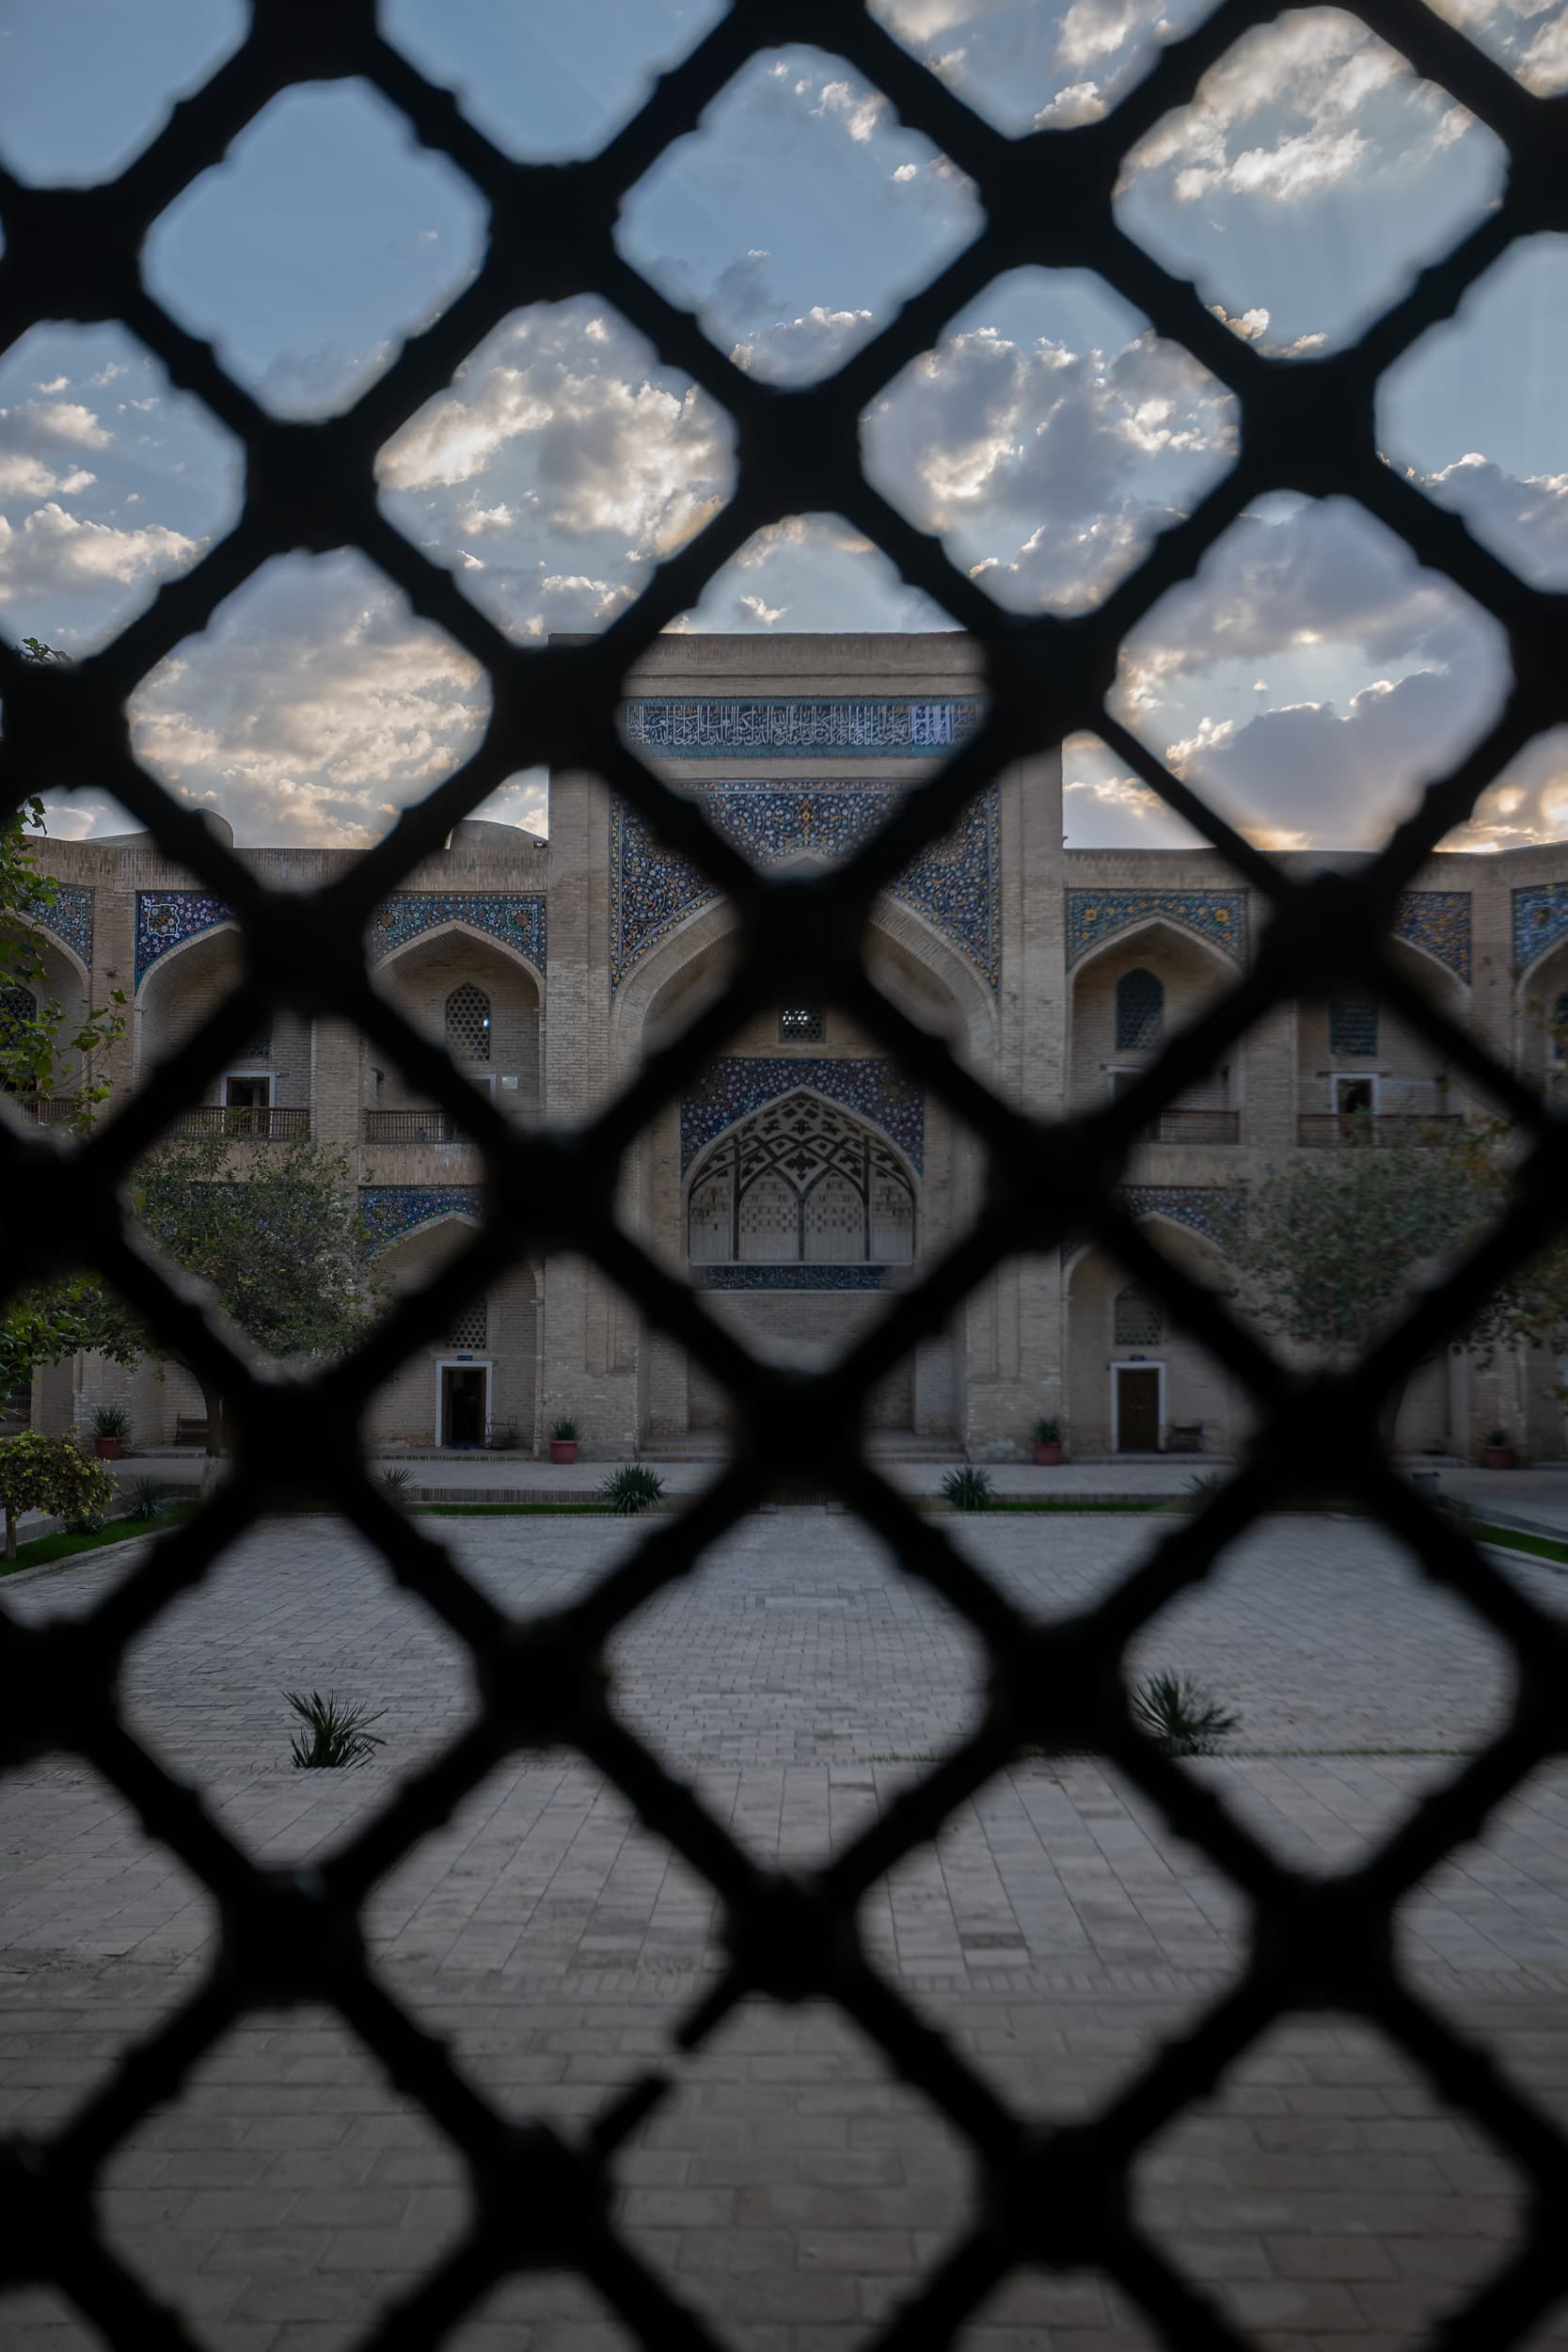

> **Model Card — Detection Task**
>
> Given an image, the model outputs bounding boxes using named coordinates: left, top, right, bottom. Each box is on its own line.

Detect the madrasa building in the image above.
left=10, top=633, right=1568, bottom=1463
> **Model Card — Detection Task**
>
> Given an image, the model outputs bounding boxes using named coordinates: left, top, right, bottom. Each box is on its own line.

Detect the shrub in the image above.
left=0, top=1433, right=119, bottom=1560
left=125, top=1476, right=171, bottom=1521
left=549, top=1416, right=579, bottom=1442
left=942, top=1466, right=993, bottom=1512
left=285, top=1691, right=387, bottom=1769
left=1030, top=1417, right=1062, bottom=1444
left=1132, top=1671, right=1239, bottom=1757
left=64, top=1513, right=110, bottom=1537
left=600, top=1462, right=664, bottom=1514
left=89, top=1403, right=132, bottom=1440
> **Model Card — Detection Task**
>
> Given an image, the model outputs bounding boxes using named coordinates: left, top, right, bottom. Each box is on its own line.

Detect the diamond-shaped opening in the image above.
left=1402, top=1756, right=1568, bottom=1978
left=862, top=267, right=1238, bottom=615
left=375, top=295, right=738, bottom=642
left=98, top=2008, right=471, bottom=2349
left=1115, top=8, right=1509, bottom=358
left=614, top=47, right=983, bottom=387
left=118, top=1511, right=479, bottom=1844
left=1111, top=493, right=1512, bottom=852
left=0, top=1757, right=217, bottom=2028
left=127, top=549, right=493, bottom=851
left=1425, top=0, right=1568, bottom=93
left=382, top=0, right=730, bottom=162
left=870, top=0, right=1222, bottom=134
left=141, top=80, right=487, bottom=421
left=618, top=1998, right=974, bottom=2336
left=1136, top=2017, right=1531, bottom=2343
left=1380, top=234, right=1568, bottom=593
left=0, top=321, right=243, bottom=656
left=0, top=0, right=244, bottom=186
left=1441, top=723, right=1568, bottom=858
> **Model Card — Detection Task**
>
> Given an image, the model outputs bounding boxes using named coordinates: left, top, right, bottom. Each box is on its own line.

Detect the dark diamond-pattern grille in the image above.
left=3, top=6, right=1568, bottom=2350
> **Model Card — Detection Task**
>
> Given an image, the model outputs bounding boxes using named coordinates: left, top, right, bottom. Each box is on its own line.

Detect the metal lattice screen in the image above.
left=3, top=4, right=1568, bottom=2347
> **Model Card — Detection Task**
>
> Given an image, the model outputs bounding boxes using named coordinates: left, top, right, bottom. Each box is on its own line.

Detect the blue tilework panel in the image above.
left=1065, top=889, right=1247, bottom=970
left=681, top=1059, right=924, bottom=1175
left=135, top=891, right=233, bottom=987
left=1395, top=891, right=1471, bottom=983
left=695, top=1264, right=894, bottom=1292
left=611, top=780, right=1001, bottom=990
left=369, top=893, right=546, bottom=970
left=1514, top=884, right=1568, bottom=973
left=623, top=695, right=984, bottom=759
left=1065, top=1185, right=1245, bottom=1262
left=361, top=1186, right=484, bottom=1258
left=22, top=880, right=93, bottom=967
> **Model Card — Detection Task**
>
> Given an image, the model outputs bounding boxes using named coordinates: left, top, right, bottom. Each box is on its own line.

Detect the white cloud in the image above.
left=0, top=501, right=198, bottom=590
left=1417, top=450, right=1568, bottom=590
left=0, top=454, right=96, bottom=498
left=737, top=594, right=789, bottom=626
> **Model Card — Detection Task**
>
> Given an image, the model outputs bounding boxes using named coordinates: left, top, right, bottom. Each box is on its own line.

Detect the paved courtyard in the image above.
left=5, top=1509, right=1568, bottom=2348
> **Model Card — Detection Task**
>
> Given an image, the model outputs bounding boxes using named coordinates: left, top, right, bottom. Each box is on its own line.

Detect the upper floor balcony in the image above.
left=1148, top=1107, right=1240, bottom=1146
left=166, top=1105, right=311, bottom=1141
left=1297, top=1111, right=1463, bottom=1148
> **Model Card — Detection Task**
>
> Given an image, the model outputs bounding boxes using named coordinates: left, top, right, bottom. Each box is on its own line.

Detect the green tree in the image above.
left=0, top=1433, right=118, bottom=1561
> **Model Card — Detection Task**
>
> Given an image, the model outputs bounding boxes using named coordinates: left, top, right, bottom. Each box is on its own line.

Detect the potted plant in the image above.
left=548, top=1416, right=579, bottom=1466
left=1482, top=1426, right=1518, bottom=1470
left=1031, top=1416, right=1064, bottom=1467
left=89, top=1404, right=132, bottom=1461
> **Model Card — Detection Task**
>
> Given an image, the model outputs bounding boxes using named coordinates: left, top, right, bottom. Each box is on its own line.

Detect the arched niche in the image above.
left=1515, top=934, right=1568, bottom=1100
left=134, top=924, right=310, bottom=1110
left=1069, top=918, right=1240, bottom=1116
left=685, top=1087, right=919, bottom=1271
left=1, top=923, right=89, bottom=1098
left=1294, top=935, right=1471, bottom=1126
left=374, top=924, right=542, bottom=1115
left=363, top=1213, right=538, bottom=1450
left=1065, top=1216, right=1241, bottom=1457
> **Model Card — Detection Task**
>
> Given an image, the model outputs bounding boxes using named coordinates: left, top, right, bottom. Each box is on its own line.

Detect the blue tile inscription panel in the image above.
left=680, top=1058, right=925, bottom=1174
left=623, top=695, right=984, bottom=759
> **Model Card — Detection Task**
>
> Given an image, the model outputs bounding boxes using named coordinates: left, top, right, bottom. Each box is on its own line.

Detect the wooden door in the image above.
left=1117, top=1366, right=1161, bottom=1453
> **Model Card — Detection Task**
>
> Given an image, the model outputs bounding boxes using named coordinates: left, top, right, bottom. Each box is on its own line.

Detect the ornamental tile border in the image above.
left=1513, top=883, right=1568, bottom=973
left=680, top=1058, right=925, bottom=1175
left=694, top=1263, right=893, bottom=1292
left=369, top=892, right=546, bottom=971
left=135, top=891, right=233, bottom=987
left=360, top=1185, right=485, bottom=1257
left=610, top=780, right=1000, bottom=991
left=1065, top=889, right=1247, bottom=970
left=623, top=694, right=984, bottom=759
left=22, top=880, right=93, bottom=967
left=1063, top=1184, right=1245, bottom=1262
left=1396, top=890, right=1471, bottom=984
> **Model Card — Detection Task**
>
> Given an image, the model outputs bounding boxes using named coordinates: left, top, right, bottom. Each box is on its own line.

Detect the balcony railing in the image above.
left=168, top=1105, right=310, bottom=1140
left=14, top=1095, right=82, bottom=1125
left=363, top=1108, right=460, bottom=1143
left=1298, top=1112, right=1463, bottom=1148
left=1151, top=1108, right=1240, bottom=1145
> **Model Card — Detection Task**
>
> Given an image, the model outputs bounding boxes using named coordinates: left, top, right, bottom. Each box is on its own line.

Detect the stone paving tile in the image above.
left=6, top=1512, right=1568, bottom=2345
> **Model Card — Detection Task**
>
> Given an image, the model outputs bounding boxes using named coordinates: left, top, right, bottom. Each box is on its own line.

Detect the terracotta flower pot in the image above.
left=93, top=1438, right=123, bottom=1460
left=1034, top=1441, right=1062, bottom=1466
left=1482, top=1444, right=1517, bottom=1470
left=549, top=1439, right=578, bottom=1465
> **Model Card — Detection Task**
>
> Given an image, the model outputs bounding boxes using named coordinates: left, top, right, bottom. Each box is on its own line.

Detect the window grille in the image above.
left=446, top=1299, right=487, bottom=1350
left=3, top=9, right=1567, bottom=2352
left=687, top=1091, right=916, bottom=1265
left=1116, top=967, right=1164, bottom=1050
left=1114, top=1285, right=1164, bottom=1346
left=1330, top=991, right=1381, bottom=1057
left=445, top=981, right=491, bottom=1062
left=0, top=981, right=38, bottom=1044
left=779, top=1004, right=824, bottom=1041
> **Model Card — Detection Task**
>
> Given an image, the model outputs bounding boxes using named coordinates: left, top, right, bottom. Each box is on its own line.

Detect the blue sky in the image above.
left=0, top=0, right=1564, bottom=853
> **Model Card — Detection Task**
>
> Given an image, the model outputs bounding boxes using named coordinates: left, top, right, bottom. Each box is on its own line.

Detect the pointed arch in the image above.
left=684, top=1087, right=918, bottom=1269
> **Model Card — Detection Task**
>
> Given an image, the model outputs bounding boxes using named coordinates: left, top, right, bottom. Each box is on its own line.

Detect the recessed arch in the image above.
left=685, top=1086, right=919, bottom=1270
left=1069, top=911, right=1240, bottom=989
left=374, top=915, right=545, bottom=999
left=10, top=912, right=92, bottom=993
left=133, top=914, right=241, bottom=1000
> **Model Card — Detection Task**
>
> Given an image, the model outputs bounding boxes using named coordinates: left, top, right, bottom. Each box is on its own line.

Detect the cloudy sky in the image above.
left=0, top=0, right=1564, bottom=853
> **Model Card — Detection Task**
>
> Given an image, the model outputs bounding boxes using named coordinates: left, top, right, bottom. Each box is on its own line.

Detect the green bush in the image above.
left=285, top=1691, right=387, bottom=1769
left=549, top=1416, right=579, bottom=1442
left=89, top=1403, right=132, bottom=1440
left=600, top=1462, right=664, bottom=1514
left=942, top=1466, right=994, bottom=1512
left=125, top=1475, right=170, bottom=1521
left=1132, top=1671, right=1240, bottom=1757
left=0, top=1433, right=119, bottom=1560
left=1030, top=1417, right=1062, bottom=1444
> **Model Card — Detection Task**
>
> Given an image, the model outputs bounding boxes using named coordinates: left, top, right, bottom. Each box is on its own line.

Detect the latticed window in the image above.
left=0, top=982, right=38, bottom=1041
left=1114, top=1286, right=1164, bottom=1346
left=1329, top=992, right=1380, bottom=1057
left=446, top=1299, right=487, bottom=1350
left=1115, top=968, right=1164, bottom=1050
left=688, top=1089, right=916, bottom=1266
left=445, top=982, right=491, bottom=1062
left=779, top=1006, right=824, bottom=1042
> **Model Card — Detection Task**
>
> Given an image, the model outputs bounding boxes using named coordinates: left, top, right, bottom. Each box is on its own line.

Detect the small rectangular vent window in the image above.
left=447, top=1300, right=487, bottom=1351
left=780, top=1006, right=824, bottom=1042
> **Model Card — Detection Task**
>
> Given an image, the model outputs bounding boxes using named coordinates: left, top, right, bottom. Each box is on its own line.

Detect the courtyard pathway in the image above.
left=4, top=1512, right=1568, bottom=2347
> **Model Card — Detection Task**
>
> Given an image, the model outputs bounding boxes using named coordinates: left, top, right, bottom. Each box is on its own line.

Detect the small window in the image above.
left=1113, top=1285, right=1164, bottom=1346
left=1328, top=993, right=1378, bottom=1057
left=0, top=982, right=39, bottom=1041
left=447, top=1299, right=487, bottom=1350
left=779, top=1006, right=824, bottom=1043
left=446, top=982, right=492, bottom=1062
left=224, top=1073, right=272, bottom=1110
left=1115, top=968, right=1164, bottom=1051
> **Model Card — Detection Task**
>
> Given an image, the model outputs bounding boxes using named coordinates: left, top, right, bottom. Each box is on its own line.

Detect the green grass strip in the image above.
left=411, top=1502, right=616, bottom=1517
left=2, top=1502, right=199, bottom=1574
left=1470, top=1520, right=1568, bottom=1565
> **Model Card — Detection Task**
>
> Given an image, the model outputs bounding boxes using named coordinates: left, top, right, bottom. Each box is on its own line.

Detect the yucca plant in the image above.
left=1182, top=1470, right=1228, bottom=1511
left=1132, top=1671, right=1239, bottom=1758
left=600, top=1462, right=665, bottom=1514
left=379, top=1465, right=416, bottom=1504
left=125, top=1476, right=170, bottom=1521
left=285, top=1690, right=388, bottom=1769
left=942, top=1466, right=993, bottom=1512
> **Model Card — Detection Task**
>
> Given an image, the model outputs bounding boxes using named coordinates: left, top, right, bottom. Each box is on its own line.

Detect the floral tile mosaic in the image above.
left=1395, top=890, right=1471, bottom=983
left=360, top=1185, right=484, bottom=1257
left=369, top=893, right=546, bottom=970
left=1513, top=883, right=1568, bottom=974
left=680, top=1059, right=925, bottom=1174
left=135, top=891, right=234, bottom=987
left=693, top=1264, right=894, bottom=1291
left=1065, top=889, right=1247, bottom=970
left=1064, top=1184, right=1245, bottom=1262
left=22, top=880, right=93, bottom=968
left=610, top=780, right=1000, bottom=991
left=622, top=695, right=984, bottom=759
